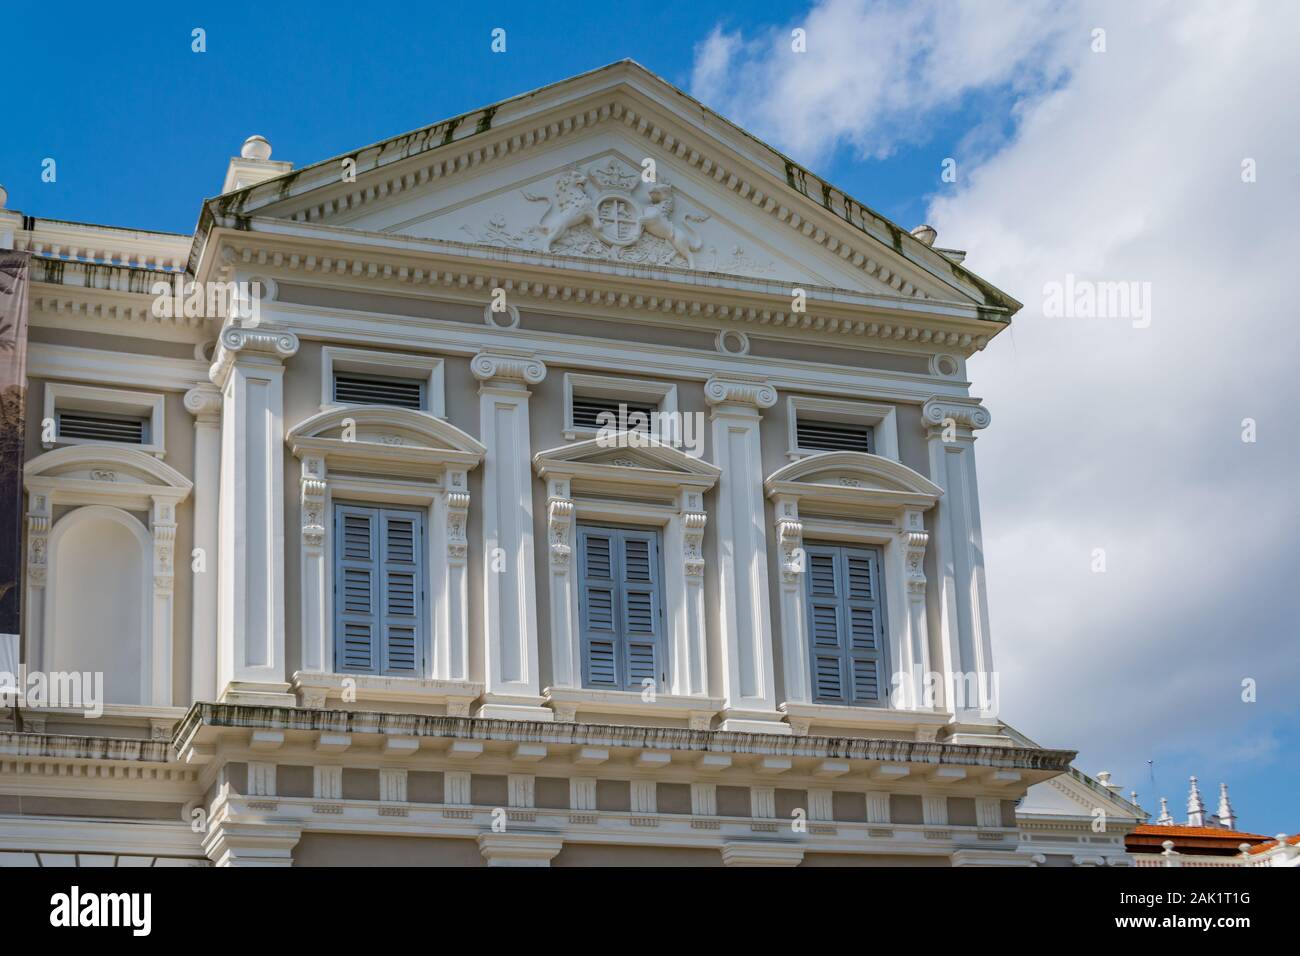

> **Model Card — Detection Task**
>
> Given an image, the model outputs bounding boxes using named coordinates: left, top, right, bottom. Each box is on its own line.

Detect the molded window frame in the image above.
left=562, top=372, right=678, bottom=442
left=42, top=382, right=166, bottom=458
left=321, top=345, right=445, bottom=418
left=786, top=395, right=898, bottom=462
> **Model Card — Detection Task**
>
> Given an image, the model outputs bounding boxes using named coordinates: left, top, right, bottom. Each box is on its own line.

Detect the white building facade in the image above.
left=0, top=62, right=1080, bottom=867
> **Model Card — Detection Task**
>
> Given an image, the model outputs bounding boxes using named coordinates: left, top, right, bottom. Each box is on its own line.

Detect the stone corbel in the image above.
left=26, top=496, right=50, bottom=590
left=151, top=498, right=177, bottom=594
left=300, top=457, right=326, bottom=552
left=23, top=495, right=50, bottom=674
left=680, top=488, right=707, bottom=579
left=545, top=479, right=574, bottom=571
left=445, top=481, right=470, bottom=564
left=774, top=496, right=803, bottom=585
left=900, top=509, right=929, bottom=595
left=544, top=478, right=579, bottom=689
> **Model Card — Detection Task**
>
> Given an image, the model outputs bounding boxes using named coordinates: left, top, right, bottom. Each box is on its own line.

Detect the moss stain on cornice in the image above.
left=439, top=116, right=462, bottom=147
left=475, top=105, right=497, bottom=135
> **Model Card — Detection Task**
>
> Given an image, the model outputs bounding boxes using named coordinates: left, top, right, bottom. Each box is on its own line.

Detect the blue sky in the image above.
left=1, top=1, right=948, bottom=234
left=6, top=1, right=1297, bottom=836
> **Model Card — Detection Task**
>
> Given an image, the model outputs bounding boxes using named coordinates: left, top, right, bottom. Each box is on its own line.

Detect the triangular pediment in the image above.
left=203, top=62, right=1016, bottom=311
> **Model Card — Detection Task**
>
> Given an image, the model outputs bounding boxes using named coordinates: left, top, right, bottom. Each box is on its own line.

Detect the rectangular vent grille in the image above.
left=57, top=412, right=147, bottom=444
left=572, top=396, right=658, bottom=431
left=334, top=374, right=424, bottom=410
left=796, top=418, right=873, bottom=453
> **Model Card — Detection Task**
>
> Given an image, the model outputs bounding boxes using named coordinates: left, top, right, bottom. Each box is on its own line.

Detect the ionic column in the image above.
left=922, top=398, right=995, bottom=722
left=705, top=376, right=785, bottom=733
left=210, top=327, right=299, bottom=705
left=184, top=383, right=222, bottom=703
left=471, top=350, right=550, bottom=720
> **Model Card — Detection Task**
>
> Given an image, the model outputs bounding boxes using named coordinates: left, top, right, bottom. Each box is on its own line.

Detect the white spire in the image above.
left=1217, top=783, right=1237, bottom=830
left=1187, top=776, right=1206, bottom=827
left=1157, top=797, right=1174, bottom=825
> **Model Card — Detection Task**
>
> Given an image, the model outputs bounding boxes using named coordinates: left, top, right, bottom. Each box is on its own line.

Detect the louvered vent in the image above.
left=57, top=412, right=147, bottom=445
left=571, top=395, right=657, bottom=431
left=333, top=374, right=424, bottom=409
left=796, top=417, right=873, bottom=453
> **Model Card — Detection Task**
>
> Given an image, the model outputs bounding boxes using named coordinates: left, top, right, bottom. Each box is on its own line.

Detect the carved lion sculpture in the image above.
left=640, top=182, right=709, bottom=268
left=523, top=169, right=598, bottom=253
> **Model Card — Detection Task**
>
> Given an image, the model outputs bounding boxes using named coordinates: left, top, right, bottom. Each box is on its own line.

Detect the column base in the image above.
left=476, top=694, right=554, bottom=722
left=218, top=681, right=297, bottom=708
left=477, top=832, right=563, bottom=866
left=202, top=821, right=301, bottom=867
left=718, top=709, right=792, bottom=735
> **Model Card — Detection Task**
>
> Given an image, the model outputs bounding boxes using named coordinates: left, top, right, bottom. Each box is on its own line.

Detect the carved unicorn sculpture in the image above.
left=522, top=168, right=598, bottom=253
left=640, top=182, right=709, bottom=268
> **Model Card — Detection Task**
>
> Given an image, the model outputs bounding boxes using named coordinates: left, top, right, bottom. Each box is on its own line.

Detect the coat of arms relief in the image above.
left=460, top=159, right=777, bottom=276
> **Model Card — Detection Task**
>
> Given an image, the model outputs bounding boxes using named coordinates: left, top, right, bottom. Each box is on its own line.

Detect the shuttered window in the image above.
left=804, top=544, right=887, bottom=706
left=577, top=525, right=664, bottom=691
left=796, top=417, right=873, bottom=453
left=333, top=504, right=425, bottom=676
left=333, top=373, right=425, bottom=410
left=56, top=411, right=149, bottom=445
left=571, top=395, right=658, bottom=432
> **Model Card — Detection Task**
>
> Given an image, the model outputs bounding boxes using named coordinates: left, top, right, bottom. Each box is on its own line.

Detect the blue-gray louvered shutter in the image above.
left=335, top=505, right=379, bottom=672
left=334, top=504, right=424, bottom=676
left=806, top=547, right=845, bottom=702
left=578, top=526, right=663, bottom=691
left=379, top=510, right=422, bottom=674
left=619, top=530, right=661, bottom=691
left=843, top=548, right=884, bottom=703
left=805, top=544, right=887, bottom=705
left=578, top=529, right=619, bottom=687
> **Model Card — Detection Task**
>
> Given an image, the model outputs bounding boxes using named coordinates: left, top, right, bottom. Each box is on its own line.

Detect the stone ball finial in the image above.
left=241, top=135, right=272, bottom=161
left=911, top=224, right=938, bottom=246
left=0, top=184, right=7, bottom=210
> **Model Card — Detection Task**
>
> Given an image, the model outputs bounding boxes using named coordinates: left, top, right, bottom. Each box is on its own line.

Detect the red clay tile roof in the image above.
left=1126, top=824, right=1272, bottom=854
left=1130, top=824, right=1268, bottom=840
left=1248, top=833, right=1300, bottom=855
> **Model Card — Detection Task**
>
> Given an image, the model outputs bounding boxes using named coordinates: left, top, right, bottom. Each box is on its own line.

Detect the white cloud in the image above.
left=693, top=0, right=1300, bottom=806
left=690, top=0, right=1073, bottom=164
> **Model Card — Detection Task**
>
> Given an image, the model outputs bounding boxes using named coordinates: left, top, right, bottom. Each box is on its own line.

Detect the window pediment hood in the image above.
left=24, top=445, right=193, bottom=499
left=765, top=451, right=940, bottom=511
left=534, top=435, right=720, bottom=491
left=287, top=406, right=485, bottom=469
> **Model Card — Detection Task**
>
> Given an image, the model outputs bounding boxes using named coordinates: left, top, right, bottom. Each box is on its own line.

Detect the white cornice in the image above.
left=218, top=68, right=1014, bottom=314
left=205, top=225, right=1000, bottom=355
left=28, top=343, right=211, bottom=392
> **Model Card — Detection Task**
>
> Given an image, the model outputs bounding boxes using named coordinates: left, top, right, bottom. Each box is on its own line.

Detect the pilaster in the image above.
left=472, top=349, right=550, bottom=720
left=184, top=383, right=222, bottom=703
left=922, top=397, right=996, bottom=722
left=705, top=375, right=785, bottom=733
left=210, top=326, right=299, bottom=705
